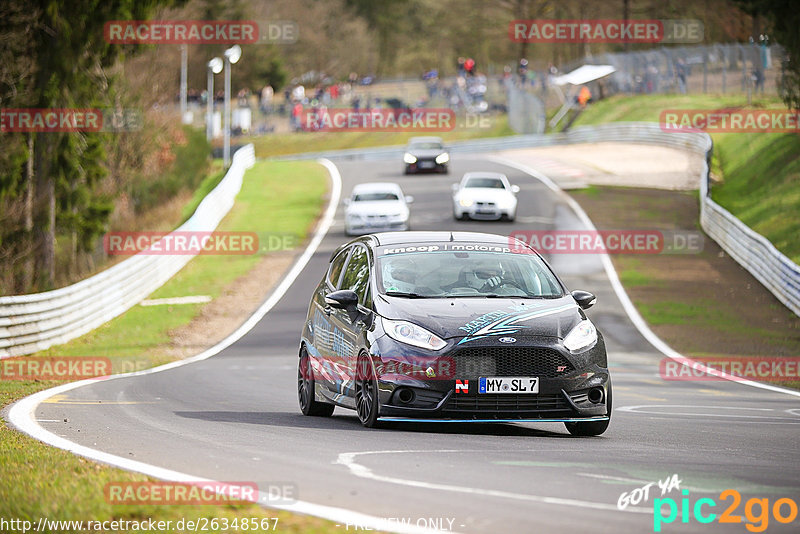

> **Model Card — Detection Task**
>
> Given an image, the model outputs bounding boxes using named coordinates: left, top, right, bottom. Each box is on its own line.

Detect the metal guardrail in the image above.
left=0, top=144, right=256, bottom=358
left=271, top=122, right=799, bottom=316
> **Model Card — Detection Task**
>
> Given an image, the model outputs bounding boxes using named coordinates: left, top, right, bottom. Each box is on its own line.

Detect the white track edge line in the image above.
left=5, top=160, right=446, bottom=534
left=485, top=154, right=800, bottom=399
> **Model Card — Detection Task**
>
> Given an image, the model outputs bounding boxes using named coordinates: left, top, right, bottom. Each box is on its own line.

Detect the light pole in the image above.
left=223, top=45, right=242, bottom=168
left=180, top=45, right=188, bottom=121
left=206, top=57, right=223, bottom=142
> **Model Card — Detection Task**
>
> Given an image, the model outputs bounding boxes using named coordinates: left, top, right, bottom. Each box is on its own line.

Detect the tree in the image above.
left=344, top=0, right=411, bottom=75
left=21, top=0, right=179, bottom=289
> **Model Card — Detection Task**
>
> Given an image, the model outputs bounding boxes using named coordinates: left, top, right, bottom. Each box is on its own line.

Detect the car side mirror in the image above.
left=343, top=198, right=351, bottom=206
left=405, top=195, right=414, bottom=204
left=571, top=290, right=597, bottom=310
left=511, top=185, right=521, bottom=194
left=325, top=289, right=359, bottom=310
left=451, top=183, right=459, bottom=192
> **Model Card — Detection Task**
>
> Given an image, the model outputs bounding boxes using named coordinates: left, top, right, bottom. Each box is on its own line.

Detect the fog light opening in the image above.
left=588, top=387, right=604, bottom=404
left=396, top=388, right=415, bottom=404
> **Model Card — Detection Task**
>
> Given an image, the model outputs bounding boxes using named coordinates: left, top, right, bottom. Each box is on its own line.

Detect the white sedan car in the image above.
left=452, top=172, right=519, bottom=221
left=344, top=182, right=413, bottom=236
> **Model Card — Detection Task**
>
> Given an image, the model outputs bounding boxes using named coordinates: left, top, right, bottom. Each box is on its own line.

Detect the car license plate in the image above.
left=419, top=161, right=434, bottom=168
left=479, top=377, right=539, bottom=394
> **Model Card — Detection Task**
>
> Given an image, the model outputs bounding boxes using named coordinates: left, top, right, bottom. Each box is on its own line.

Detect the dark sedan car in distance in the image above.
left=403, top=136, right=449, bottom=174
left=298, top=231, right=611, bottom=435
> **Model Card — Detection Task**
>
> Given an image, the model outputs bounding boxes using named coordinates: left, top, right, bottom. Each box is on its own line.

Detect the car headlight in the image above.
left=435, top=152, right=450, bottom=164
left=382, top=317, right=446, bottom=351
left=404, top=153, right=417, bottom=164
left=563, top=320, right=597, bottom=353
left=459, top=198, right=474, bottom=207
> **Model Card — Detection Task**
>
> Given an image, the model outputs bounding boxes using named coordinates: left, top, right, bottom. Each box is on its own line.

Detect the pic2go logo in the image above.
left=654, top=489, right=798, bottom=532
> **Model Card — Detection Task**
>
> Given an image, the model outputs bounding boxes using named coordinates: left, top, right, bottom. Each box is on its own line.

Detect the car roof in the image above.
left=351, top=182, right=404, bottom=194
left=370, top=231, right=515, bottom=247
left=461, top=172, right=507, bottom=181
left=407, top=136, right=443, bottom=144
left=330, top=231, right=536, bottom=261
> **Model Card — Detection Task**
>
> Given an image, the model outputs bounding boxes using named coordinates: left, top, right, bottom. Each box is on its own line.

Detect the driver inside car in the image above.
left=383, top=258, right=418, bottom=293
left=442, top=259, right=507, bottom=293
left=468, top=260, right=505, bottom=291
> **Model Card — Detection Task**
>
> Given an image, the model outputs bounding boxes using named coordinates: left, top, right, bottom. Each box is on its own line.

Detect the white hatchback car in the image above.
left=452, top=172, right=519, bottom=221
left=344, top=182, right=413, bottom=236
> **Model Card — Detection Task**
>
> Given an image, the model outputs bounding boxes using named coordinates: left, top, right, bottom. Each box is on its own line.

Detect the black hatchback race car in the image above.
left=298, top=231, right=611, bottom=436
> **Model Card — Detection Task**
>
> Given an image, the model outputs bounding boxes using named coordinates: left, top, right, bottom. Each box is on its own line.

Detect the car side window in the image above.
left=340, top=246, right=370, bottom=305
left=327, top=248, right=350, bottom=288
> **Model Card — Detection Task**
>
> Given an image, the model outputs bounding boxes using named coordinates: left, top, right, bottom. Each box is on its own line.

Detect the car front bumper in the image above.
left=346, top=219, right=408, bottom=235
left=406, top=158, right=447, bottom=173
left=371, top=335, right=610, bottom=421
left=454, top=203, right=515, bottom=220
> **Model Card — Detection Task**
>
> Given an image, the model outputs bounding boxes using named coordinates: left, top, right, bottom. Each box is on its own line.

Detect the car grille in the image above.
left=452, top=346, right=573, bottom=379
left=444, top=393, right=570, bottom=413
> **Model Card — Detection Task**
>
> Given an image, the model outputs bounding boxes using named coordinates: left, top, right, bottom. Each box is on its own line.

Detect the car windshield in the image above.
left=464, top=177, right=505, bottom=189
left=409, top=142, right=443, bottom=150
left=377, top=250, right=563, bottom=298
left=353, top=192, right=400, bottom=201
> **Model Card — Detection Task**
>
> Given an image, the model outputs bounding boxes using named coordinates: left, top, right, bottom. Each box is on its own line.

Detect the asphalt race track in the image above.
left=21, top=156, right=800, bottom=533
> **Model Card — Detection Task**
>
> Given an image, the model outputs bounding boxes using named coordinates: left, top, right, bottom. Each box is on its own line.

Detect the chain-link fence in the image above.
left=559, top=42, right=783, bottom=99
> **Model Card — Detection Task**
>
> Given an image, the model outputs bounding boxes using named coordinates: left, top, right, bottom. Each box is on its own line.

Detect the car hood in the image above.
left=375, top=295, right=581, bottom=341
left=455, top=188, right=514, bottom=202
left=346, top=200, right=408, bottom=216
left=408, top=148, right=445, bottom=158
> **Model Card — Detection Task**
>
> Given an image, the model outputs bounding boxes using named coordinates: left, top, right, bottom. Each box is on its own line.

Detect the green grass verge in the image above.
left=1, top=160, right=344, bottom=533
left=572, top=93, right=800, bottom=262
left=246, top=114, right=514, bottom=158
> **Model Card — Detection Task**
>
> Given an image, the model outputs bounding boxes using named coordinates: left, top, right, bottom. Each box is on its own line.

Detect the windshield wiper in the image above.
left=384, top=291, right=432, bottom=298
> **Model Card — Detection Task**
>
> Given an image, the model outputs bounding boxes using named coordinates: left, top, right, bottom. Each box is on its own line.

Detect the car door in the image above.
left=311, top=246, right=351, bottom=396
left=329, top=244, right=372, bottom=400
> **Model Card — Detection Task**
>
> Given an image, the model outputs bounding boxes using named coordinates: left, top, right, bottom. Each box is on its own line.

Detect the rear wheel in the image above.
left=355, top=353, right=380, bottom=427
left=565, top=383, right=611, bottom=436
left=298, top=347, right=335, bottom=417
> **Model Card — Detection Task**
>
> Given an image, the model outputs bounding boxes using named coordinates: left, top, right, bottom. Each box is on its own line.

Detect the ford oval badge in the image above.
left=498, top=337, right=517, bottom=344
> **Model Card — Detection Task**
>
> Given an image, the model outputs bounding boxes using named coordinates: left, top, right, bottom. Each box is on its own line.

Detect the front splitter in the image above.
left=378, top=415, right=610, bottom=423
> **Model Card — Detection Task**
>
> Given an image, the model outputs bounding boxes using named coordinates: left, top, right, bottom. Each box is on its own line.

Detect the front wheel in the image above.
left=298, top=347, right=335, bottom=417
left=355, top=353, right=380, bottom=427
left=565, top=383, right=611, bottom=436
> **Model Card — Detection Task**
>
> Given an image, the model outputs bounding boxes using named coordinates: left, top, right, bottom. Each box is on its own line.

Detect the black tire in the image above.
left=298, top=347, right=335, bottom=417
left=565, top=383, right=612, bottom=436
left=355, top=353, right=380, bottom=427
